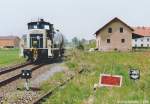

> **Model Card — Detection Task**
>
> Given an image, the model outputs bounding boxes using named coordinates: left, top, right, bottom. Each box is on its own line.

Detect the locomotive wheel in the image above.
left=53, top=51, right=59, bottom=58
left=60, top=49, right=64, bottom=57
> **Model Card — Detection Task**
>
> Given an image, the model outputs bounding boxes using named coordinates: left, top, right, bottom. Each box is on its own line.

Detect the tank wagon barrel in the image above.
left=20, top=19, right=64, bottom=62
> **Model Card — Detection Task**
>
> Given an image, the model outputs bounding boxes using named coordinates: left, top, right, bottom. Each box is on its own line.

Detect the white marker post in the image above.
left=25, top=79, right=30, bottom=91
left=21, top=69, right=32, bottom=91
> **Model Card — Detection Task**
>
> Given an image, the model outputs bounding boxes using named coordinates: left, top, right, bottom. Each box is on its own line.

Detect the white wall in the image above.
left=132, top=37, right=150, bottom=47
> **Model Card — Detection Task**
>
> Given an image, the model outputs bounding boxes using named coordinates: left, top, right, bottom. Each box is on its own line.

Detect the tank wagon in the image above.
left=21, top=19, right=64, bottom=61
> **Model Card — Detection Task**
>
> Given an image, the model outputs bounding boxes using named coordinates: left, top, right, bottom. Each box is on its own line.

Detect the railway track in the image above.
left=0, top=62, right=31, bottom=75
left=0, top=63, right=45, bottom=87
left=33, top=68, right=85, bottom=104
left=0, top=57, right=63, bottom=88
left=0, top=57, right=66, bottom=103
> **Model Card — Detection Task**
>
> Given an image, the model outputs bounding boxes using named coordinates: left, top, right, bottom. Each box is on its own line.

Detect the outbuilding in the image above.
left=132, top=27, right=150, bottom=48
left=0, top=36, right=20, bottom=48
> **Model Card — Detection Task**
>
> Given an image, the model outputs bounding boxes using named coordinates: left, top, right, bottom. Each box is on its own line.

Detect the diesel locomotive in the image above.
left=20, top=19, right=64, bottom=61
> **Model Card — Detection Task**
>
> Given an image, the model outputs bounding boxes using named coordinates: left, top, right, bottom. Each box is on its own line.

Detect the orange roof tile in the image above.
left=133, top=27, right=150, bottom=36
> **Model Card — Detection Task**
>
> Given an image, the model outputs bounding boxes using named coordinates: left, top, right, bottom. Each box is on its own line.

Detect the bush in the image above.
left=76, top=43, right=84, bottom=50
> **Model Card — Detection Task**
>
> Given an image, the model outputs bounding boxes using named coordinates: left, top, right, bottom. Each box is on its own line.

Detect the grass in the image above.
left=0, top=48, right=25, bottom=67
left=40, top=72, right=68, bottom=93
left=43, top=50, right=150, bottom=104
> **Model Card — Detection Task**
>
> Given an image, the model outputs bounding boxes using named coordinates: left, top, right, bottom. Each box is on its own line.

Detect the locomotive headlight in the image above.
left=37, top=36, right=40, bottom=40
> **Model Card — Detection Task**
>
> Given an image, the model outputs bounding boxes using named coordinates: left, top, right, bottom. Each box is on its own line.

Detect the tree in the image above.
left=80, top=38, right=87, bottom=45
left=88, top=39, right=96, bottom=49
left=72, top=37, right=79, bottom=47
left=76, top=41, right=84, bottom=50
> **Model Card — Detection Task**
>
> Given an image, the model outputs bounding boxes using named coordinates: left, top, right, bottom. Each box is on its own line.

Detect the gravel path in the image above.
left=0, top=62, right=67, bottom=104
left=32, top=64, right=66, bottom=87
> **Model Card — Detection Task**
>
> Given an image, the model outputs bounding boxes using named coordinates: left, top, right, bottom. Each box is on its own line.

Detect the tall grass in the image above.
left=44, top=50, right=150, bottom=104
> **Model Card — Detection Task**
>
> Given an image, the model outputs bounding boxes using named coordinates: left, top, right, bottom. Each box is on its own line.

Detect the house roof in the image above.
left=132, top=27, right=150, bottom=36
left=95, top=17, right=134, bottom=35
left=0, top=36, right=20, bottom=40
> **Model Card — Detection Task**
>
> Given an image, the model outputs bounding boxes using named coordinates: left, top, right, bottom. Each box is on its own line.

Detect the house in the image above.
left=0, top=36, right=20, bottom=48
left=132, top=27, right=150, bottom=48
left=95, top=17, right=134, bottom=51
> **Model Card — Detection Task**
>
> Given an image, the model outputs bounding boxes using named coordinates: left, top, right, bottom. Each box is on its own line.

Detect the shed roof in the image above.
left=0, top=36, right=20, bottom=40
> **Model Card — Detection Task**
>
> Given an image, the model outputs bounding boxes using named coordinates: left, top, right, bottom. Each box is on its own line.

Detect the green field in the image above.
left=43, top=50, right=150, bottom=104
left=0, top=48, right=25, bottom=67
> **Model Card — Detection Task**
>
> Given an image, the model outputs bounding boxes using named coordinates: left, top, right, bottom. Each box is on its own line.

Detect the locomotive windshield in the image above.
left=28, top=19, right=51, bottom=30
left=30, top=34, right=43, bottom=48
left=28, top=23, right=50, bottom=30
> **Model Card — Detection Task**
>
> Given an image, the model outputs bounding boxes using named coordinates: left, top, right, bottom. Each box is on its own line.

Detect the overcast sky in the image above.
left=0, top=0, right=150, bottom=40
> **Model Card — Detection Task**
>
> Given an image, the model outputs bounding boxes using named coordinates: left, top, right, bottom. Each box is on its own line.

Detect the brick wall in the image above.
left=0, top=38, right=20, bottom=48
left=96, top=20, right=132, bottom=51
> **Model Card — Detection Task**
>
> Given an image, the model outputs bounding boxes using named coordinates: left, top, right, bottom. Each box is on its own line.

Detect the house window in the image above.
left=120, top=27, right=123, bottom=33
left=147, top=44, right=149, bottom=47
left=141, top=44, right=143, bottom=47
left=107, top=39, right=110, bottom=43
left=135, top=39, right=137, bottom=42
left=147, top=38, right=149, bottom=42
left=135, top=44, right=137, bottom=47
left=121, top=39, right=125, bottom=43
left=108, top=28, right=112, bottom=33
left=141, top=39, right=143, bottom=42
